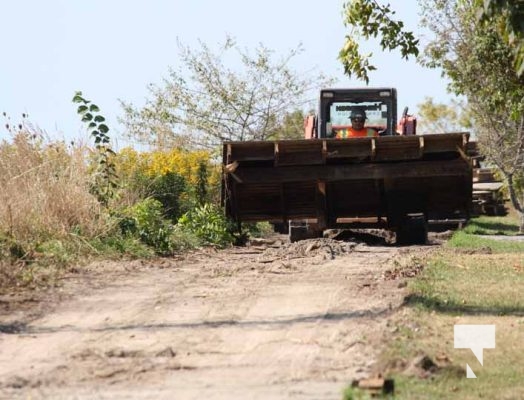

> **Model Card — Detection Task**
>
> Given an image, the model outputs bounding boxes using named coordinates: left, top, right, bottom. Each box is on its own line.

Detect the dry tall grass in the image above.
left=0, top=130, right=104, bottom=247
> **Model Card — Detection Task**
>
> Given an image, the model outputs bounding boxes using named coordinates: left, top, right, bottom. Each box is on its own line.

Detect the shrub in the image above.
left=177, top=203, right=235, bottom=248
left=126, top=171, right=189, bottom=222
left=115, top=147, right=221, bottom=210
left=119, top=198, right=175, bottom=255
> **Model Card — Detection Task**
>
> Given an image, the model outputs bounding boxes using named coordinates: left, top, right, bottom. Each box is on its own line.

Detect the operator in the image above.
left=335, top=109, right=378, bottom=138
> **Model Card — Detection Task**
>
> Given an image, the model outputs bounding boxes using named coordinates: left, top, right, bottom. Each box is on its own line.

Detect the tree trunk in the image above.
left=504, top=174, right=524, bottom=233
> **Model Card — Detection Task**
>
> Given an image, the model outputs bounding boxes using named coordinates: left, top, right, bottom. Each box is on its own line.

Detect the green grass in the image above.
left=446, top=213, right=524, bottom=253
left=383, top=310, right=524, bottom=400
left=407, top=253, right=524, bottom=315
left=447, top=230, right=524, bottom=253
left=368, top=246, right=524, bottom=400
left=462, top=215, right=520, bottom=235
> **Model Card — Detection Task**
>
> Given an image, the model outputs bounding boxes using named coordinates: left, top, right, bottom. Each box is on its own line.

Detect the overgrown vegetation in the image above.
left=0, top=94, right=244, bottom=290
left=0, top=123, right=112, bottom=289
left=366, top=211, right=524, bottom=399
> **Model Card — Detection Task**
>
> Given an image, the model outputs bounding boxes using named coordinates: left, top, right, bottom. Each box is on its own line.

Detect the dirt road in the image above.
left=0, top=234, right=426, bottom=400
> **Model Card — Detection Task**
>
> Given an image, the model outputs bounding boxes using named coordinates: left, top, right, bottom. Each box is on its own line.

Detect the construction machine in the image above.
left=221, top=88, right=472, bottom=244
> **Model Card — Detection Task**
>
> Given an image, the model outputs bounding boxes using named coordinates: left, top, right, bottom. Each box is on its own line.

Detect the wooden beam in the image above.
left=233, top=158, right=471, bottom=184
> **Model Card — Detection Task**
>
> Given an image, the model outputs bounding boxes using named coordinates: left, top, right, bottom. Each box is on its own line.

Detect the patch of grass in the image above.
left=463, top=215, right=520, bottom=235
left=383, top=314, right=524, bottom=400
left=88, top=235, right=156, bottom=259
left=407, top=252, right=524, bottom=315
left=447, top=212, right=524, bottom=253
left=447, top=231, right=524, bottom=253
left=374, top=249, right=524, bottom=399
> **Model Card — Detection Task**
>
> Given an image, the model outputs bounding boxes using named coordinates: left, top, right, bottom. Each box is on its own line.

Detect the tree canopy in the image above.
left=478, top=0, right=524, bottom=76
left=339, top=0, right=524, bottom=81
left=341, top=0, right=523, bottom=230
left=415, top=97, right=471, bottom=135
left=120, top=36, right=333, bottom=149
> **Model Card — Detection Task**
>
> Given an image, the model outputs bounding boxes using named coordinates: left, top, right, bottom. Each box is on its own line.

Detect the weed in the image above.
left=73, top=91, right=117, bottom=205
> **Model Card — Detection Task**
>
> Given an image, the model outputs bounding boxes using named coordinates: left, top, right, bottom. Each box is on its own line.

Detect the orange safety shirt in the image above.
left=335, top=127, right=377, bottom=138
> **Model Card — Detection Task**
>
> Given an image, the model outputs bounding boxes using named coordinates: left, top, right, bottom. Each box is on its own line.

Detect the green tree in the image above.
left=339, top=0, right=419, bottom=84
left=267, top=109, right=312, bottom=140
left=477, top=0, right=524, bottom=76
left=120, top=36, right=334, bottom=148
left=341, top=0, right=524, bottom=231
left=416, top=97, right=471, bottom=135
left=420, top=0, right=523, bottom=231
left=339, top=0, right=523, bottom=81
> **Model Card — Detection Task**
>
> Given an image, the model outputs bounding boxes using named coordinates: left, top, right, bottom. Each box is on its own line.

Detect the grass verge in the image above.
left=362, top=212, right=524, bottom=399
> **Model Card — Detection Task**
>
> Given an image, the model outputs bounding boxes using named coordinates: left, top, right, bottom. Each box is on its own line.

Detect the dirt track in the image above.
left=0, top=234, right=429, bottom=400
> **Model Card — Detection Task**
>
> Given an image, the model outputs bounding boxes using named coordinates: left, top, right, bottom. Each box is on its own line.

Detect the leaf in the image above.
left=82, top=113, right=93, bottom=122
left=77, top=105, right=88, bottom=114
left=94, top=115, right=106, bottom=122
left=89, top=104, right=100, bottom=112
left=98, top=124, right=109, bottom=133
left=72, top=91, right=84, bottom=103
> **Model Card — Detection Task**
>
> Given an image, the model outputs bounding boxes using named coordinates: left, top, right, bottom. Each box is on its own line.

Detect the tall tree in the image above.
left=341, top=0, right=524, bottom=232
left=120, top=36, right=333, bottom=149
left=420, top=0, right=524, bottom=231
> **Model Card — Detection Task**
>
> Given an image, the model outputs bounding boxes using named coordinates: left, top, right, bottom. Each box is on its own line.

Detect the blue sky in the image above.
left=1, top=0, right=454, bottom=147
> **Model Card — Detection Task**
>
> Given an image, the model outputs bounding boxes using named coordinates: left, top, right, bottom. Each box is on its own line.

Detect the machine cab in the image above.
left=316, top=88, right=398, bottom=138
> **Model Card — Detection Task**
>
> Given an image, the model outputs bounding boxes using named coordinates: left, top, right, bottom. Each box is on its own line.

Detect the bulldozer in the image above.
left=221, top=88, right=472, bottom=244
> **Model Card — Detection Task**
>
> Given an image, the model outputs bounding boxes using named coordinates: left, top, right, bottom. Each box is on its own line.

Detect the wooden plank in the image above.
left=375, top=136, right=422, bottom=161
left=227, top=141, right=275, bottom=162
left=316, top=181, right=327, bottom=230
left=473, top=182, right=504, bottom=191
left=423, top=133, right=466, bottom=154
left=274, top=140, right=325, bottom=166
left=325, top=138, right=373, bottom=160
left=234, top=181, right=318, bottom=221
left=233, top=158, right=471, bottom=184
left=224, top=133, right=469, bottom=165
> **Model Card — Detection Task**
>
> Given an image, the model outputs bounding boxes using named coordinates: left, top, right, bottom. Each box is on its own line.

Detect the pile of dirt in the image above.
left=331, top=229, right=395, bottom=245
left=256, top=237, right=357, bottom=264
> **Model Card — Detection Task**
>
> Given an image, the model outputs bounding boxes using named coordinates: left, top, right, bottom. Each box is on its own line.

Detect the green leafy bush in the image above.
left=143, top=172, right=188, bottom=222
left=120, top=198, right=174, bottom=255
left=177, top=203, right=234, bottom=248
